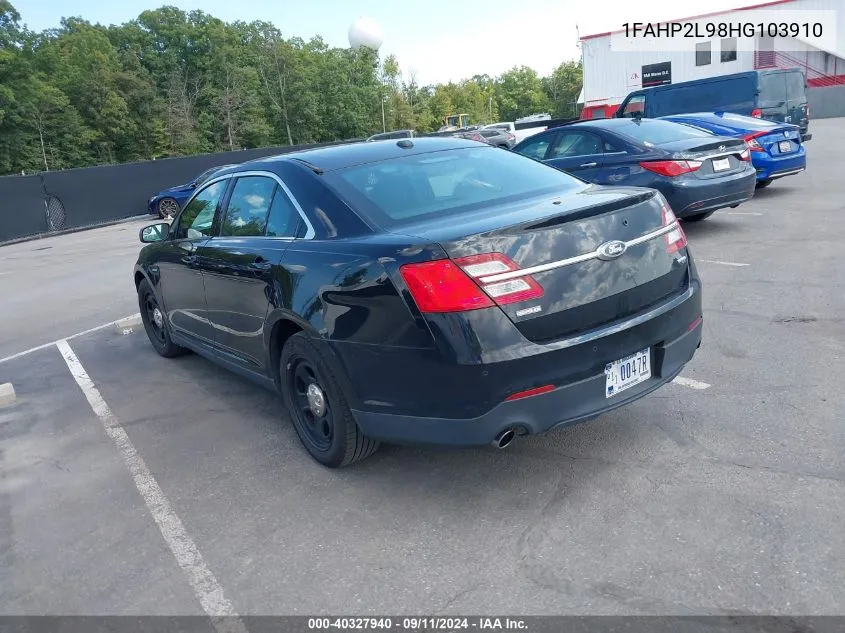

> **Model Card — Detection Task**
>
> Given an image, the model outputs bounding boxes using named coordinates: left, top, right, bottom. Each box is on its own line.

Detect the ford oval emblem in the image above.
left=597, top=240, right=627, bottom=260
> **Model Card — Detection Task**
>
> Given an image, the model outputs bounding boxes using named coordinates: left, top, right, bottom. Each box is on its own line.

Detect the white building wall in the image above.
left=582, top=36, right=756, bottom=105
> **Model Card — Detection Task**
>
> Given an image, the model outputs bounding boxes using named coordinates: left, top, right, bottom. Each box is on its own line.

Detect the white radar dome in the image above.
left=348, top=17, right=384, bottom=51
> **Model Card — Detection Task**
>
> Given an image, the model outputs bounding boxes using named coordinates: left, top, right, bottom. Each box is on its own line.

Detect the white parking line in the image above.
left=698, top=259, right=750, bottom=267
left=672, top=376, right=711, bottom=390
left=0, top=313, right=141, bottom=365
left=56, top=340, right=247, bottom=633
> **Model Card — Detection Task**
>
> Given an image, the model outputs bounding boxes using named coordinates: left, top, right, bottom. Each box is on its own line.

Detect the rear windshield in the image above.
left=614, top=119, right=714, bottom=145
left=324, top=146, right=583, bottom=229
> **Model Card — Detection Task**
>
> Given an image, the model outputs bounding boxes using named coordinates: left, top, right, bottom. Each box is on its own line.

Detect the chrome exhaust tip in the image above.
left=493, top=428, right=516, bottom=449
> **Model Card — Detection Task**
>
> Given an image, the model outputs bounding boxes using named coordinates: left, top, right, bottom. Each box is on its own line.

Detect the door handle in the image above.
left=580, top=162, right=598, bottom=168
left=181, top=255, right=197, bottom=266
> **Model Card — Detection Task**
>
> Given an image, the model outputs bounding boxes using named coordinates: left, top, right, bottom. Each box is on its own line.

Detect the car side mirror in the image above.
left=140, top=222, right=170, bottom=243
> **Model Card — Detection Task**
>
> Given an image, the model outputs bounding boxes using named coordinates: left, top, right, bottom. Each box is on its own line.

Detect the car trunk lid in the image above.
left=402, top=186, right=690, bottom=343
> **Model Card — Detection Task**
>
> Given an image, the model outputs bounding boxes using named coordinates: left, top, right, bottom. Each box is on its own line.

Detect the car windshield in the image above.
left=324, top=146, right=583, bottom=229
left=614, top=119, right=715, bottom=145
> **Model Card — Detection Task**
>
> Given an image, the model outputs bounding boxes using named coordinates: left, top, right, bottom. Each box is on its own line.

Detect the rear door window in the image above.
left=785, top=71, right=806, bottom=101
left=548, top=131, right=603, bottom=158
left=219, top=176, right=275, bottom=237
left=759, top=72, right=786, bottom=103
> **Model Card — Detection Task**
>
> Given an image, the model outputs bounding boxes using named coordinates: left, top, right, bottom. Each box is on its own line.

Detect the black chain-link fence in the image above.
left=0, top=139, right=364, bottom=244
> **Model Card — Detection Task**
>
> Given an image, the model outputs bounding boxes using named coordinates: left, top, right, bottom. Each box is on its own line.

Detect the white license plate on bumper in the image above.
left=779, top=141, right=792, bottom=153
left=605, top=348, right=651, bottom=398
left=712, top=158, right=730, bottom=172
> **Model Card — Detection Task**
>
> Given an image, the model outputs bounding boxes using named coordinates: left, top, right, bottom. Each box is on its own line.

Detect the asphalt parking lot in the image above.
left=1, top=118, right=843, bottom=619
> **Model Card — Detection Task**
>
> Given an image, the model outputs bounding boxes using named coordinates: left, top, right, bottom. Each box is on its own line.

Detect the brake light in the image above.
left=640, top=160, right=702, bottom=177
left=662, top=205, right=687, bottom=254
left=456, top=253, right=544, bottom=305
left=399, top=260, right=494, bottom=313
left=743, top=130, right=766, bottom=152
left=751, top=108, right=762, bottom=118
left=399, top=253, right=544, bottom=313
left=505, top=384, right=555, bottom=402
left=739, top=148, right=751, bottom=161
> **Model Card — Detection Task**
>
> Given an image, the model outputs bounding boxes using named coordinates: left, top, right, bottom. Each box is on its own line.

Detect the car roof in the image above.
left=236, top=137, right=483, bottom=173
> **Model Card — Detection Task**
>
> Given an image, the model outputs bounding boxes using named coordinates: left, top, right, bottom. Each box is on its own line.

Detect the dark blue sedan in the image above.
left=659, top=112, right=806, bottom=189
left=512, top=118, right=757, bottom=222
left=148, top=164, right=234, bottom=219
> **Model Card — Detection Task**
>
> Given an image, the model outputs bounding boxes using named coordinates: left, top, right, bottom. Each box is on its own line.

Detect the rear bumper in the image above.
left=753, top=148, right=806, bottom=181
left=352, top=319, right=701, bottom=446
left=661, top=166, right=757, bottom=217
left=342, top=274, right=703, bottom=447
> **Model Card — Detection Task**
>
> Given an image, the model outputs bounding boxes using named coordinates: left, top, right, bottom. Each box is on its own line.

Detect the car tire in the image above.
left=756, top=179, right=773, bottom=189
left=137, top=279, right=188, bottom=358
left=157, top=197, right=180, bottom=219
left=684, top=211, right=715, bottom=222
left=280, top=332, right=379, bottom=468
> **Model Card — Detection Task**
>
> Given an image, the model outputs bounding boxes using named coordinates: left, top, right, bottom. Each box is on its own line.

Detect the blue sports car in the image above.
left=148, top=164, right=234, bottom=219
left=660, top=112, right=806, bottom=189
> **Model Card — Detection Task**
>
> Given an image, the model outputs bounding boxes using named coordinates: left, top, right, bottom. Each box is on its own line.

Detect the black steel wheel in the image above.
left=157, top=197, right=180, bottom=219
left=137, top=279, right=187, bottom=358
left=280, top=332, right=379, bottom=468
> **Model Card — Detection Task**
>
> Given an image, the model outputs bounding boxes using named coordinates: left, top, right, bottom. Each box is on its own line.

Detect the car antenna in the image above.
left=290, top=158, right=324, bottom=174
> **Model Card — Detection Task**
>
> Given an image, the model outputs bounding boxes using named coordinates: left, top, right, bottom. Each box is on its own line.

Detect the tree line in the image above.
left=0, top=0, right=582, bottom=176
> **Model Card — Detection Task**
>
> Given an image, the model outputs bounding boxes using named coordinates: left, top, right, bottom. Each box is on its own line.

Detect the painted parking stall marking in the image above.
left=56, top=339, right=248, bottom=633
left=0, top=313, right=142, bottom=365
left=698, top=259, right=750, bottom=267
left=672, top=376, right=711, bottom=390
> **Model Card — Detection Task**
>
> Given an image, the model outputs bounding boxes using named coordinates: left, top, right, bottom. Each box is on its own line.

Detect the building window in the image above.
left=721, top=37, right=737, bottom=62
left=696, top=41, right=712, bottom=66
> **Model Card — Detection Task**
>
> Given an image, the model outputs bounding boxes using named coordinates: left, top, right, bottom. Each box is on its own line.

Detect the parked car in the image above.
left=660, top=112, right=806, bottom=189
left=615, top=69, right=812, bottom=142
left=512, top=118, right=756, bottom=222
left=366, top=130, right=416, bottom=141
left=484, top=121, right=547, bottom=144
left=134, top=137, right=703, bottom=468
left=148, top=165, right=235, bottom=219
left=477, top=128, right=517, bottom=148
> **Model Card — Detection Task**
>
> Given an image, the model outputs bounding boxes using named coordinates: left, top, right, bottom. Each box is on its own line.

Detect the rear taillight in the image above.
left=739, top=148, right=751, bottom=161
left=743, top=131, right=766, bottom=152
left=456, top=253, right=544, bottom=305
left=399, top=253, right=543, bottom=313
left=399, top=260, right=494, bottom=313
left=751, top=108, right=762, bottom=118
left=640, top=160, right=702, bottom=177
left=662, top=205, right=687, bottom=254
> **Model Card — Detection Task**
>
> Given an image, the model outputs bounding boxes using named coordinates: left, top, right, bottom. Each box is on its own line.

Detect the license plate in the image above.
left=605, top=348, right=651, bottom=398
left=712, top=158, right=730, bottom=172
left=779, top=141, right=792, bottom=153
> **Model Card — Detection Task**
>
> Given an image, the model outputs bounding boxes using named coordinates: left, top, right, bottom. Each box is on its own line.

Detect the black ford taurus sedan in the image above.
left=134, top=137, right=703, bottom=468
